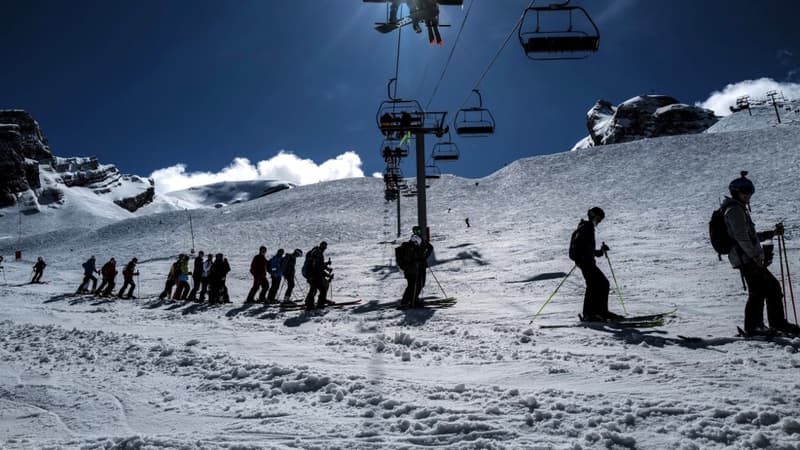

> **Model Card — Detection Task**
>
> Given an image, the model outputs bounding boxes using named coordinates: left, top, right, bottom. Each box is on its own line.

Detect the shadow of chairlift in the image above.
left=518, top=1, right=600, bottom=61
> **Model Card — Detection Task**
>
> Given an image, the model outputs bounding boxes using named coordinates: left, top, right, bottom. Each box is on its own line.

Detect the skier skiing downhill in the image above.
left=721, top=172, right=800, bottom=336
left=30, top=257, right=46, bottom=283
left=569, top=207, right=623, bottom=322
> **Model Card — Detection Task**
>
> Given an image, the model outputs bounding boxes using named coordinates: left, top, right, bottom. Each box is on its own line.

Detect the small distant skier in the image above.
left=77, top=256, right=98, bottom=293
left=158, top=255, right=182, bottom=300
left=281, top=249, right=303, bottom=303
left=117, top=257, right=139, bottom=299
left=96, top=257, right=117, bottom=297
left=304, top=241, right=333, bottom=310
left=568, top=207, right=622, bottom=321
left=245, top=246, right=269, bottom=304
left=208, top=253, right=231, bottom=305
left=30, top=257, right=46, bottom=283
left=172, top=254, right=191, bottom=300
left=266, top=248, right=285, bottom=303
left=396, top=226, right=434, bottom=307
left=465, top=218, right=470, bottom=228
left=721, top=172, right=800, bottom=336
left=198, top=253, right=214, bottom=302
left=186, top=251, right=205, bottom=301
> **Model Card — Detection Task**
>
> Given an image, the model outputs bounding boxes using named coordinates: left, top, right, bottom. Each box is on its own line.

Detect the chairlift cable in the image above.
left=457, top=0, right=537, bottom=111
left=394, top=20, right=402, bottom=98
left=425, top=0, right=477, bottom=110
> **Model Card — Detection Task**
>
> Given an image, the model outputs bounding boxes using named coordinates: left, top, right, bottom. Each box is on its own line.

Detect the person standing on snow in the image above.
left=245, top=246, right=269, bottom=304
left=117, top=257, right=139, bottom=299
left=281, top=249, right=302, bottom=303
left=266, top=248, right=285, bottom=303
left=304, top=241, right=333, bottom=310
left=208, top=253, right=231, bottom=304
left=396, top=226, right=434, bottom=307
left=30, top=257, right=46, bottom=283
left=721, top=172, right=800, bottom=336
left=95, top=257, right=118, bottom=297
left=186, top=251, right=205, bottom=301
left=568, top=207, right=622, bottom=321
left=159, top=255, right=182, bottom=300
left=77, top=256, right=98, bottom=293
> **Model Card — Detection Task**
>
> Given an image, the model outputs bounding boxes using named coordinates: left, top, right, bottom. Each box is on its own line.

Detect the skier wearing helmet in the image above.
left=568, top=207, right=621, bottom=321
left=721, top=171, right=799, bottom=336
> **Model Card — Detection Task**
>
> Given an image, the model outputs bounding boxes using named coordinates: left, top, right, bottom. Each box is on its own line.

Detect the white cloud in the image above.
left=696, top=78, right=800, bottom=116
left=150, top=151, right=365, bottom=193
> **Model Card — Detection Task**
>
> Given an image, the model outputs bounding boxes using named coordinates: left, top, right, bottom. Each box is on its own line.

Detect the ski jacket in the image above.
left=192, top=257, right=204, bottom=279
left=250, top=254, right=268, bottom=279
left=211, top=259, right=231, bottom=280
left=33, top=260, right=46, bottom=272
left=281, top=254, right=297, bottom=276
left=101, top=261, right=117, bottom=279
left=82, top=258, right=96, bottom=275
left=407, top=235, right=433, bottom=273
left=123, top=261, right=137, bottom=280
left=304, top=247, right=326, bottom=280
left=569, top=220, right=602, bottom=267
left=177, top=259, right=190, bottom=282
left=269, top=254, right=283, bottom=278
left=722, top=197, right=774, bottom=268
left=202, top=259, right=213, bottom=278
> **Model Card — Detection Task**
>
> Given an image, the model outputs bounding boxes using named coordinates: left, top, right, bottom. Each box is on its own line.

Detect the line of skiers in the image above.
left=570, top=171, right=800, bottom=336
left=76, top=256, right=139, bottom=298
left=158, top=252, right=231, bottom=304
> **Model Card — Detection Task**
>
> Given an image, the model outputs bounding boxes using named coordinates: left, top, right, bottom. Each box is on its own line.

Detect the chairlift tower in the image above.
left=377, top=78, right=449, bottom=238
left=766, top=90, right=782, bottom=124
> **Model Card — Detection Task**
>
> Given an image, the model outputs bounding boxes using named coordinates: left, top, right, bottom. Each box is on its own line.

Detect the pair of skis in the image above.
left=540, top=309, right=676, bottom=329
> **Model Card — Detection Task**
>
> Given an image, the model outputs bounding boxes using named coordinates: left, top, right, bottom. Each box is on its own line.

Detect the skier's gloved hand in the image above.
left=600, top=243, right=610, bottom=253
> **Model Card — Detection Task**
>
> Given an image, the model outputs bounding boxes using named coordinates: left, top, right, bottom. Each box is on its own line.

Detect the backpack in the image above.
left=302, top=248, right=318, bottom=279
left=568, top=221, right=587, bottom=262
left=709, top=206, right=734, bottom=260
left=395, top=241, right=415, bottom=271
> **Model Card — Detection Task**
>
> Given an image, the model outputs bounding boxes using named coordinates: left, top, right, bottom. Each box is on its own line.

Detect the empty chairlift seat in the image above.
left=518, top=2, right=600, bottom=60
left=454, top=90, right=496, bottom=137
left=431, top=134, right=460, bottom=161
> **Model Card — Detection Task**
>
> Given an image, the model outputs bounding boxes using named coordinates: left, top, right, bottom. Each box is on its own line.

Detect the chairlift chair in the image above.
left=431, top=133, right=460, bottom=161
left=454, top=90, right=496, bottom=137
left=518, top=1, right=600, bottom=61
left=425, top=164, right=442, bottom=180
left=377, top=78, right=424, bottom=137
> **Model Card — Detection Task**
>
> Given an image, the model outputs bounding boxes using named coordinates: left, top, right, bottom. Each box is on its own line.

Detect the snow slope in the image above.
left=1, top=123, right=800, bottom=449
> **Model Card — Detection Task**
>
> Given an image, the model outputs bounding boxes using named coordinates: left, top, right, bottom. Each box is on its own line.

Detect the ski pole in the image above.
left=530, top=265, right=576, bottom=323
left=778, top=236, right=787, bottom=315
left=604, top=249, right=627, bottom=315
left=427, top=265, right=448, bottom=299
left=780, top=234, right=798, bottom=324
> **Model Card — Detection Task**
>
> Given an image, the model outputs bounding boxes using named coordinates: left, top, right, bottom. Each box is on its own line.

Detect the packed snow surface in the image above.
left=2, top=123, right=800, bottom=449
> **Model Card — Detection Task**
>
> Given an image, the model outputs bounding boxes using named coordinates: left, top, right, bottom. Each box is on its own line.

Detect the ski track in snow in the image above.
left=2, top=115, right=800, bottom=448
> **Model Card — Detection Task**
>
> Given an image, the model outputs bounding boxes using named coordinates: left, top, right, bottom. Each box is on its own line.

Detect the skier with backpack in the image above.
left=245, top=246, right=269, bottom=304
left=30, top=257, right=46, bottom=283
left=95, top=257, right=118, bottom=297
left=266, top=248, right=285, bottom=303
left=712, top=171, right=800, bottom=336
left=396, top=226, right=434, bottom=307
left=281, top=249, right=302, bottom=303
left=568, top=207, right=622, bottom=321
left=77, top=256, right=98, bottom=293
left=117, top=257, right=139, bottom=299
left=303, top=241, right=332, bottom=310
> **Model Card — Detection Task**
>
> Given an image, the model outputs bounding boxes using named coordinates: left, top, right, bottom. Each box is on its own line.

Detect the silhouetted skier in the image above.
left=117, top=258, right=139, bottom=299
left=245, top=246, right=269, bottom=304
left=31, top=257, right=46, bottom=283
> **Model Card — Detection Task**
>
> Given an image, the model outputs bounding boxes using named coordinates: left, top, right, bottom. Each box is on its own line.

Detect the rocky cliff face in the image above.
left=573, top=95, right=719, bottom=150
left=0, top=110, right=154, bottom=212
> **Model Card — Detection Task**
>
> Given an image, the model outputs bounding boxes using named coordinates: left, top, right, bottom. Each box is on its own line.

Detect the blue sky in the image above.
left=2, top=0, right=799, bottom=191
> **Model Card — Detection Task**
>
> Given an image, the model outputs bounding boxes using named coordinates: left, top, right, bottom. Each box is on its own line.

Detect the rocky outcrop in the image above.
left=573, top=95, right=719, bottom=150
left=0, top=110, right=155, bottom=212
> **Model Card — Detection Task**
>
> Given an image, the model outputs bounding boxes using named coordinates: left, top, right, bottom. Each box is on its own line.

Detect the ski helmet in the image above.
left=412, top=226, right=422, bottom=236
left=587, top=207, right=605, bottom=221
left=729, top=171, right=755, bottom=196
